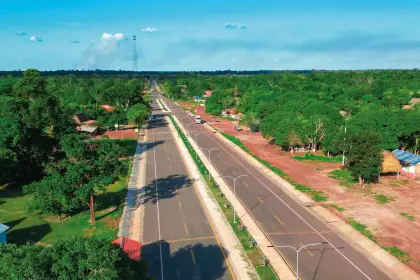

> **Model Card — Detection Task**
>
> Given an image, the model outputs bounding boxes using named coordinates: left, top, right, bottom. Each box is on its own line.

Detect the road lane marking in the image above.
left=190, top=249, right=196, bottom=265
left=301, top=242, right=314, bottom=257
left=184, top=223, right=189, bottom=234
left=266, top=230, right=332, bottom=235
left=232, top=170, right=237, bottom=175
left=275, top=215, right=284, bottom=225
left=178, top=201, right=182, bottom=210
left=143, top=236, right=216, bottom=245
left=243, top=182, right=249, bottom=188
left=151, top=110, right=165, bottom=280
left=257, top=197, right=263, bottom=203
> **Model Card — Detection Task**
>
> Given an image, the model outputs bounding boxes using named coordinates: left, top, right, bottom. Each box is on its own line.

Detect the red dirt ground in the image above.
left=94, top=129, right=138, bottom=140
left=189, top=104, right=420, bottom=273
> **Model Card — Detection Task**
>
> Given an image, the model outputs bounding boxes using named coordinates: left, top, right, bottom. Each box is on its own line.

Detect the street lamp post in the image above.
left=268, top=242, right=329, bottom=280
left=221, top=174, right=249, bottom=223
left=200, top=147, right=218, bottom=181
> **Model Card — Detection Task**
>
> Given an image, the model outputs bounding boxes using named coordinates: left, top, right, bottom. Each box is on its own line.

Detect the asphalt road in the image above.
left=140, top=94, right=234, bottom=280
left=159, top=89, right=391, bottom=280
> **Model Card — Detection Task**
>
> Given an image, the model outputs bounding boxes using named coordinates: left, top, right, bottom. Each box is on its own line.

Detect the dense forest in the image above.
left=162, top=70, right=420, bottom=184
left=0, top=69, right=150, bottom=214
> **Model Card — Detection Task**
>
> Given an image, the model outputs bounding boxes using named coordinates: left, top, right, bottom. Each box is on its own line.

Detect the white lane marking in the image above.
left=232, top=170, right=237, bottom=176
left=168, top=100, right=373, bottom=280
left=152, top=111, right=165, bottom=280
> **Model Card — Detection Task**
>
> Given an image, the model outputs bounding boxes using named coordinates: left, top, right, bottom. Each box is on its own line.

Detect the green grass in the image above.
left=157, top=99, right=168, bottom=111
left=293, top=152, right=342, bottom=163
left=400, top=212, right=415, bottom=221
left=328, top=204, right=345, bottom=212
left=170, top=115, right=278, bottom=280
left=374, top=194, right=395, bottom=204
left=348, top=217, right=376, bottom=242
left=328, top=169, right=356, bottom=183
left=382, top=246, right=412, bottom=263
left=0, top=179, right=127, bottom=245
left=294, top=184, right=329, bottom=202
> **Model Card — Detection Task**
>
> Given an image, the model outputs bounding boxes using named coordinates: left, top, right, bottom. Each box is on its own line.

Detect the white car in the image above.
left=194, top=115, right=202, bottom=124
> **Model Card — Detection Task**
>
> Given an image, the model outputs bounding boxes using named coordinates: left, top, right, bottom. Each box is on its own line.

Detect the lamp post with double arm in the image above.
left=220, top=174, right=249, bottom=223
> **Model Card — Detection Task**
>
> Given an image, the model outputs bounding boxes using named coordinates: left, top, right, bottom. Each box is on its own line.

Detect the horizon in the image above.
left=1, top=0, right=419, bottom=71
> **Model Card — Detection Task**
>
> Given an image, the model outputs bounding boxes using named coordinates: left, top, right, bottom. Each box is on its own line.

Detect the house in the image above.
left=193, top=96, right=201, bottom=102
left=221, top=108, right=237, bottom=118
left=0, top=224, right=10, bottom=244
left=112, top=237, right=141, bottom=261
left=101, top=104, right=116, bottom=112
left=73, top=112, right=96, bottom=125
left=381, top=151, right=402, bottom=177
left=76, top=125, right=99, bottom=136
left=203, top=91, right=213, bottom=98
left=392, top=149, right=420, bottom=179
left=403, top=98, right=420, bottom=109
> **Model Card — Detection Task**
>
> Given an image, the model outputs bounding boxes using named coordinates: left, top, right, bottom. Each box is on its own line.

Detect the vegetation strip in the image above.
left=293, top=152, right=341, bottom=163
left=169, top=115, right=278, bottom=280
left=157, top=98, right=168, bottom=111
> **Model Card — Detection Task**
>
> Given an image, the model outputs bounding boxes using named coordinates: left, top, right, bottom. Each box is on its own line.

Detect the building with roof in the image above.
left=393, top=149, right=420, bottom=179
left=73, top=112, right=96, bottom=125
left=76, top=125, right=99, bottom=136
left=0, top=224, right=10, bottom=244
left=203, top=90, right=212, bottom=98
left=101, top=104, right=116, bottom=112
left=112, top=237, right=141, bottom=261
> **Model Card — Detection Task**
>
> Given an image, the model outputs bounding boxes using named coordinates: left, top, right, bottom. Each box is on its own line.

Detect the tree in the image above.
left=127, top=103, right=148, bottom=125
left=347, top=131, right=383, bottom=187
left=13, top=69, right=47, bottom=101
left=0, top=237, right=152, bottom=280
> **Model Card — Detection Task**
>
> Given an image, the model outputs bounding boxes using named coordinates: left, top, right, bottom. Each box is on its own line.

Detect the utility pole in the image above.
left=342, top=125, right=347, bottom=166
left=133, top=35, right=138, bottom=74
left=221, top=174, right=248, bottom=223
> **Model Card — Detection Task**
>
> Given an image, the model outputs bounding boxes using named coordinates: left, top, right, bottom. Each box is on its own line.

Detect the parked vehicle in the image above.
left=195, top=115, right=202, bottom=124
left=234, top=125, right=243, bottom=131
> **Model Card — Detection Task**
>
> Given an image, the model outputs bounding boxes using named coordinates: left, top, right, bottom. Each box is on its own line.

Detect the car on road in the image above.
left=234, top=125, right=243, bottom=131
left=194, top=115, right=202, bottom=124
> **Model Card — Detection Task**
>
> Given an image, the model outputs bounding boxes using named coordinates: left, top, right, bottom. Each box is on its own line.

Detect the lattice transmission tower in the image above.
left=133, top=35, right=138, bottom=73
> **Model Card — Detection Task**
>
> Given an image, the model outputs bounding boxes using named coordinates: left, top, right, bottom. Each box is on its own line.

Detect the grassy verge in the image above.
left=220, top=132, right=328, bottom=202
left=327, top=204, right=345, bottom=212
left=374, top=194, right=395, bottom=204
left=293, top=152, right=341, bottom=163
left=328, top=169, right=357, bottom=188
left=157, top=99, right=168, bottom=111
left=348, top=217, right=412, bottom=263
left=170, top=115, right=278, bottom=280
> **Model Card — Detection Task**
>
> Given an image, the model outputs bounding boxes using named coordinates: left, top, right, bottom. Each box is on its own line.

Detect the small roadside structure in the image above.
left=203, top=90, right=212, bottom=98
left=0, top=223, right=10, bottom=244
left=76, top=125, right=99, bottom=136
left=393, top=149, right=420, bottom=179
left=101, top=104, right=116, bottom=112
left=381, top=151, right=402, bottom=178
left=112, top=237, right=141, bottom=261
left=221, top=108, right=237, bottom=119
left=193, top=96, right=201, bottom=102
left=73, top=112, right=96, bottom=125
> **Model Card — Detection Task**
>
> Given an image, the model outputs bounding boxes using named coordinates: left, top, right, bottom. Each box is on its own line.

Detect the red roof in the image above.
left=101, top=104, right=116, bottom=112
left=204, top=91, right=212, bottom=97
left=112, top=237, right=141, bottom=261
left=222, top=108, right=237, bottom=115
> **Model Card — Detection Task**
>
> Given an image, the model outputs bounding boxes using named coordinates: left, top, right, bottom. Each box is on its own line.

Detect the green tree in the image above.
left=347, top=131, right=383, bottom=187
left=127, top=103, right=149, bottom=125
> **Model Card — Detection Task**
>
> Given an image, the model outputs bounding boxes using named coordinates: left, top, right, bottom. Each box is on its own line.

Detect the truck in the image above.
left=194, top=115, right=202, bottom=124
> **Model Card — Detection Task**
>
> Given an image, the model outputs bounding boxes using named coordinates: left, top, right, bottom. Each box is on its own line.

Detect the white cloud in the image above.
left=100, top=33, right=125, bottom=41
left=30, top=35, right=42, bottom=42
left=142, top=27, right=157, bottom=33
left=16, top=31, right=27, bottom=36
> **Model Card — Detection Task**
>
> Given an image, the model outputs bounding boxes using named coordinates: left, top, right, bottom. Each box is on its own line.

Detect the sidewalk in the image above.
left=118, top=131, right=147, bottom=242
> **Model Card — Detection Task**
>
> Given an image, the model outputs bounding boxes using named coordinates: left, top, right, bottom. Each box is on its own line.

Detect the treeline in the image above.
left=0, top=69, right=150, bottom=203
left=0, top=236, right=151, bottom=280
left=163, top=70, right=420, bottom=185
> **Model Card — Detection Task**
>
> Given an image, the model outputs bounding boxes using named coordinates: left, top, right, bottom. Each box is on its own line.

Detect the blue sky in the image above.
left=0, top=0, right=419, bottom=71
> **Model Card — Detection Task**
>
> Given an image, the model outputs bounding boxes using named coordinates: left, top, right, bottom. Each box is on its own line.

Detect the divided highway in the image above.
left=140, top=93, right=234, bottom=280
left=159, top=89, right=391, bottom=280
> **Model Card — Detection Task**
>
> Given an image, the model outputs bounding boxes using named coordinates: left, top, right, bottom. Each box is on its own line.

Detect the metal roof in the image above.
left=0, top=224, right=10, bottom=233
left=393, top=149, right=420, bottom=166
